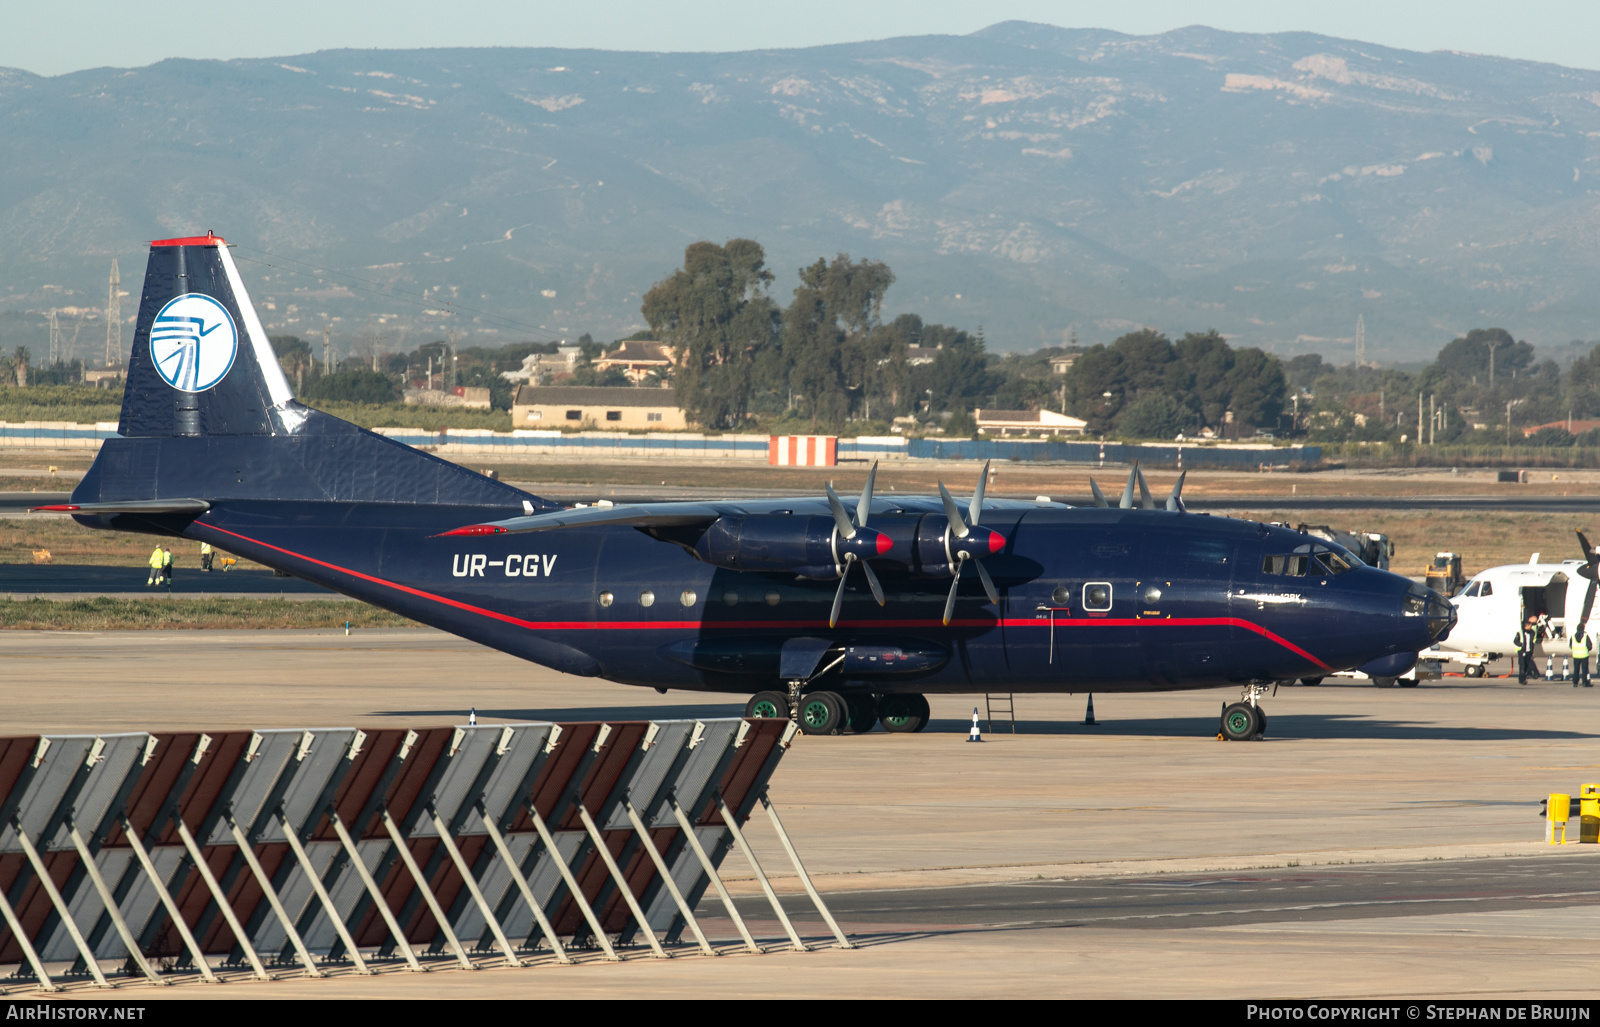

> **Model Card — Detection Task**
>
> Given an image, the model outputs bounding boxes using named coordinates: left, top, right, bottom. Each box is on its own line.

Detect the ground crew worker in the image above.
left=1573, top=625, right=1593, bottom=688
left=147, top=545, right=164, bottom=587
left=200, top=541, right=214, bottom=572
left=1515, top=616, right=1538, bottom=685
left=160, top=546, right=173, bottom=586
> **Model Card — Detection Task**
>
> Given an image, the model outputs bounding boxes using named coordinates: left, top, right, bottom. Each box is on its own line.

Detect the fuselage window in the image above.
left=1051, top=585, right=1071, bottom=606
left=1083, top=582, right=1112, bottom=612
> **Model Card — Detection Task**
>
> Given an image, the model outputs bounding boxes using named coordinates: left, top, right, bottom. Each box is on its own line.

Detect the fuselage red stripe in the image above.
left=200, top=524, right=1331, bottom=669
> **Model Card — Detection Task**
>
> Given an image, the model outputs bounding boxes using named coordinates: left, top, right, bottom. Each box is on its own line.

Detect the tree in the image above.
left=1225, top=347, right=1287, bottom=431
left=302, top=369, right=401, bottom=404
left=780, top=254, right=896, bottom=428
left=270, top=335, right=313, bottom=391
left=1116, top=393, right=1190, bottom=439
left=642, top=239, right=780, bottom=428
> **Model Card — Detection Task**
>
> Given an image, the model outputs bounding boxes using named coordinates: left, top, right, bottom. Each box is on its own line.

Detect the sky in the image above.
left=8, top=1, right=1600, bottom=77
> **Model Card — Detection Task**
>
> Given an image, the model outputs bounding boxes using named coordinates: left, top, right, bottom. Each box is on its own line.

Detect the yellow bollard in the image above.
left=1549, top=793, right=1572, bottom=844
left=1581, top=784, right=1600, bottom=843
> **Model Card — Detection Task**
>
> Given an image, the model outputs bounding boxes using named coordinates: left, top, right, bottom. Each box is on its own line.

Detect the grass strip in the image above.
left=0, top=596, right=416, bottom=631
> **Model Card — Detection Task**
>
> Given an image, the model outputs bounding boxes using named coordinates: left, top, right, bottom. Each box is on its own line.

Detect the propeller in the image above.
left=937, top=460, right=1004, bottom=625
left=1576, top=529, right=1599, bottom=635
left=825, top=462, right=888, bottom=628
left=1086, top=462, right=1187, bottom=512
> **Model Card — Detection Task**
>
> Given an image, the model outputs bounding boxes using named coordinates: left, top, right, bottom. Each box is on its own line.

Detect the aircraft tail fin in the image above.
left=76, top=233, right=542, bottom=513
left=119, top=233, right=304, bottom=438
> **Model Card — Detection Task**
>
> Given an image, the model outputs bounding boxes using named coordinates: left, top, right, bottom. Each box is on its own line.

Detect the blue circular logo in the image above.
left=150, top=294, right=238, bottom=392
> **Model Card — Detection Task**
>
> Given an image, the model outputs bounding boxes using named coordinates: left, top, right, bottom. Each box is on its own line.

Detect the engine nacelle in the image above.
left=693, top=515, right=892, bottom=578
left=913, top=515, right=1006, bottom=578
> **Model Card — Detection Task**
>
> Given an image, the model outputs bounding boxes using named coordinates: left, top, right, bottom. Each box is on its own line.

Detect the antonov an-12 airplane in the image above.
left=40, top=234, right=1455, bottom=741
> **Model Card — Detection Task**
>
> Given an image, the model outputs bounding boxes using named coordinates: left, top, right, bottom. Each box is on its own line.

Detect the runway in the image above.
left=735, top=853, right=1600, bottom=934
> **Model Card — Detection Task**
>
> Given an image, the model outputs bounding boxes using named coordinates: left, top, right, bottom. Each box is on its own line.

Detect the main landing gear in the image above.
left=744, top=689, right=930, bottom=736
left=1219, top=683, right=1271, bottom=742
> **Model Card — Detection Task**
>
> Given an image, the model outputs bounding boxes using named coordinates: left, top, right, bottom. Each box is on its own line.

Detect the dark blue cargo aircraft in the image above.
left=45, top=235, right=1454, bottom=741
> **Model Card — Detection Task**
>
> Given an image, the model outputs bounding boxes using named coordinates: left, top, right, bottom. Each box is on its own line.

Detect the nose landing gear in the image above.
left=1219, top=683, right=1271, bottom=741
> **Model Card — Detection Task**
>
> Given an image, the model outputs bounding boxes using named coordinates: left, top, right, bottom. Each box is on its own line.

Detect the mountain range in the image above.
left=5, top=21, right=1600, bottom=365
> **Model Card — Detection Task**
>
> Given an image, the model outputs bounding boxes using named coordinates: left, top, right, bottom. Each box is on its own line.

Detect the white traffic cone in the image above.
left=1564, top=657, right=1570, bottom=681
left=968, top=707, right=983, bottom=743
left=469, top=706, right=477, bottom=727
left=1547, top=655, right=1554, bottom=680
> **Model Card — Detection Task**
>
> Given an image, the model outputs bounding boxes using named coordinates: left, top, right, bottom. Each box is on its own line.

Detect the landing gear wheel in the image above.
left=1372, top=676, right=1398, bottom=688
left=841, top=694, right=879, bottom=734
left=745, top=690, right=789, bottom=720
left=1465, top=664, right=1485, bottom=678
left=796, top=691, right=844, bottom=735
left=879, top=693, right=929, bottom=734
left=1220, top=702, right=1262, bottom=741
left=1398, top=679, right=1419, bottom=688
left=1299, top=677, right=1323, bottom=686
left=1254, top=707, right=1268, bottom=736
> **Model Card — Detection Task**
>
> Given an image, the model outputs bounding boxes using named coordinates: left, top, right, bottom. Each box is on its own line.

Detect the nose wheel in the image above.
left=1219, top=684, right=1270, bottom=741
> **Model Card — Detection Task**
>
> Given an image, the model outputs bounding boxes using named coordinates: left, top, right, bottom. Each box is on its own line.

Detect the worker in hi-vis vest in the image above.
left=146, top=545, right=164, bottom=587
left=160, top=547, right=173, bottom=586
left=200, top=541, right=214, bottom=572
left=1572, top=625, right=1593, bottom=689
left=1514, top=617, right=1539, bottom=685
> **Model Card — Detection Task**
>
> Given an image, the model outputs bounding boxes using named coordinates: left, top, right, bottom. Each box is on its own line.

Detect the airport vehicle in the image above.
left=43, top=235, right=1454, bottom=741
left=1439, top=539, right=1600, bottom=660
left=1326, top=653, right=1443, bottom=688
left=1425, top=552, right=1466, bottom=596
left=1296, top=524, right=1394, bottom=572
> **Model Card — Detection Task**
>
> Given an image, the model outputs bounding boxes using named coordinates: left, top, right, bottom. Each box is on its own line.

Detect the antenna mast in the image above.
left=105, top=258, right=121, bottom=368
left=46, top=310, right=61, bottom=366
left=1355, top=314, right=1366, bottom=368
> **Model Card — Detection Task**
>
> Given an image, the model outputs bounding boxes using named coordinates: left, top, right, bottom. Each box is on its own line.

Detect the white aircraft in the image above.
left=1435, top=532, right=1600, bottom=671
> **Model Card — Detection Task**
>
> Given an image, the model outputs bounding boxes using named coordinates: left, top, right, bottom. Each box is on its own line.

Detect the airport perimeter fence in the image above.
left=0, top=420, right=1320, bottom=469
left=0, top=717, right=849, bottom=993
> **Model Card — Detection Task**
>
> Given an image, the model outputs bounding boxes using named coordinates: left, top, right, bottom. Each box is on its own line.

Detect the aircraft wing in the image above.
left=437, top=501, right=733, bottom=536
left=439, top=493, right=1071, bottom=537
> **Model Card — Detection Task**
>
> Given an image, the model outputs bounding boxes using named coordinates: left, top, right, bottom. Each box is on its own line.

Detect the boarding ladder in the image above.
left=985, top=694, right=1016, bottom=735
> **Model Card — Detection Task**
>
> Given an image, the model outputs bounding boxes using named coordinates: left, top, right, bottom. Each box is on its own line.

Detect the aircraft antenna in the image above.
left=1355, top=315, right=1366, bottom=367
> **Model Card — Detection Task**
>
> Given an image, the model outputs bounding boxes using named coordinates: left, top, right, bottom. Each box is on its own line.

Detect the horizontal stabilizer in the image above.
left=33, top=499, right=211, bottom=515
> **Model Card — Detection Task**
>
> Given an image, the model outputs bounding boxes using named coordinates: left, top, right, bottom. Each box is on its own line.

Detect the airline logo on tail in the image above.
left=150, top=294, right=238, bottom=392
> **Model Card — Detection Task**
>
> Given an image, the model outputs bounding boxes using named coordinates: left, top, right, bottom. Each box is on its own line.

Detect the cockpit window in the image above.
left=1478, top=580, right=1492, bottom=597
left=1459, top=580, right=1481, bottom=598
left=1262, top=542, right=1355, bottom=577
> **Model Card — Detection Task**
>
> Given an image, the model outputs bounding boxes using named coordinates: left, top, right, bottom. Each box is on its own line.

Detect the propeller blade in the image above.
left=1119, top=467, right=1137, bottom=509
left=1088, top=478, right=1110, bottom=508
left=1579, top=529, right=1597, bottom=566
left=1166, top=471, right=1188, bottom=513
left=939, top=481, right=970, bottom=538
left=829, top=556, right=853, bottom=628
left=860, top=558, right=886, bottom=606
left=943, top=556, right=966, bottom=625
left=973, top=555, right=1000, bottom=606
left=1135, top=464, right=1155, bottom=510
left=1581, top=577, right=1598, bottom=636
left=825, top=481, right=856, bottom=539
left=855, top=461, right=878, bottom=529
left=969, top=460, right=990, bottom=526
